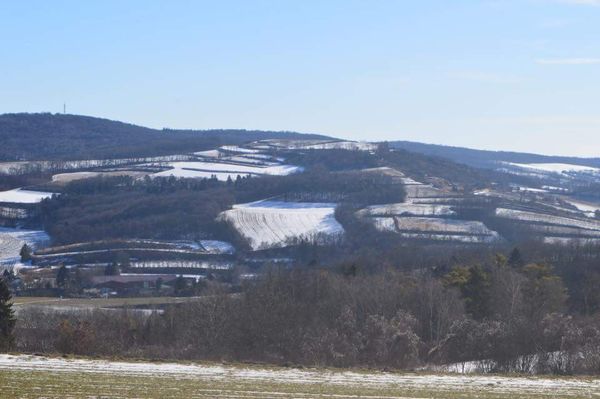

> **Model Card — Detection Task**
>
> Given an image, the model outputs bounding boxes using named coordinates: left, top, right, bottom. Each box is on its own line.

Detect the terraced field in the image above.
left=1, top=354, right=599, bottom=398
left=219, top=200, right=344, bottom=250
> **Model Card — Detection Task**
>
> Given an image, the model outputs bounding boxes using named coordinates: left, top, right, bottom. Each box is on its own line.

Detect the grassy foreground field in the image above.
left=12, top=296, right=201, bottom=308
left=1, top=355, right=600, bottom=398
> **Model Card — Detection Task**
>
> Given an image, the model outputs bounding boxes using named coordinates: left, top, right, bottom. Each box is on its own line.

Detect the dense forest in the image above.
left=0, top=113, right=329, bottom=161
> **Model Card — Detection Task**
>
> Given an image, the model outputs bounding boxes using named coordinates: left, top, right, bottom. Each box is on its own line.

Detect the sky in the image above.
left=0, top=0, right=599, bottom=157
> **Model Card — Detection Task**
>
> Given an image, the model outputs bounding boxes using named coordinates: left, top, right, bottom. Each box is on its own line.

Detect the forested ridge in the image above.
left=0, top=113, right=330, bottom=161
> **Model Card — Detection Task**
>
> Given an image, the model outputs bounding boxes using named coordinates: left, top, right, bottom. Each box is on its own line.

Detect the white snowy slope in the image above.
left=506, top=162, right=600, bottom=175
left=219, top=200, right=344, bottom=250
left=0, top=227, right=50, bottom=266
left=153, top=161, right=303, bottom=181
left=360, top=203, right=456, bottom=217
left=0, top=189, right=55, bottom=204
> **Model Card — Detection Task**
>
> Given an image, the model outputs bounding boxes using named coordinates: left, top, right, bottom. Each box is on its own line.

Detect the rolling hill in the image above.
left=0, top=113, right=331, bottom=161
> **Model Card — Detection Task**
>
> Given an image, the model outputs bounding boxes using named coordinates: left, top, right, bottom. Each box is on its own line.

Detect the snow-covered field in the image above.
left=0, top=227, right=49, bottom=268
left=153, top=168, right=258, bottom=180
left=496, top=208, right=600, bottom=231
left=394, top=217, right=496, bottom=235
left=129, top=260, right=233, bottom=270
left=506, top=162, right=600, bottom=175
left=530, top=224, right=600, bottom=237
left=397, top=232, right=499, bottom=243
left=0, top=188, right=55, bottom=204
left=219, top=200, right=344, bottom=250
left=0, top=155, right=194, bottom=175
left=1, top=354, right=598, bottom=399
left=199, top=240, right=235, bottom=254
left=258, top=139, right=377, bottom=152
left=361, top=203, right=456, bottom=217
left=370, top=217, right=499, bottom=243
left=543, top=236, right=600, bottom=245
left=51, top=170, right=149, bottom=184
left=152, top=160, right=302, bottom=181
left=302, top=140, right=377, bottom=151
left=563, top=198, right=600, bottom=218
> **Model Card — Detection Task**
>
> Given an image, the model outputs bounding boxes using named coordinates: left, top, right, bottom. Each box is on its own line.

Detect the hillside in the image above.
left=0, top=113, right=331, bottom=161
left=389, top=140, right=600, bottom=170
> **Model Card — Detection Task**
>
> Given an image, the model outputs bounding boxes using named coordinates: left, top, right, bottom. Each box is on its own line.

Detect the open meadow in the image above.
left=1, top=354, right=600, bottom=399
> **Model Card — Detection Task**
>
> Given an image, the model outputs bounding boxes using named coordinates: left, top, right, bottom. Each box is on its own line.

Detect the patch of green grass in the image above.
left=12, top=296, right=200, bottom=308
left=1, top=368, right=597, bottom=399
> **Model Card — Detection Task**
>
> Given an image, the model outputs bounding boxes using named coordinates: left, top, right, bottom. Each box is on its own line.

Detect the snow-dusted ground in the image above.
left=563, top=198, right=600, bottom=218
left=51, top=170, right=149, bottom=184
left=397, top=232, right=499, bottom=243
left=219, top=200, right=344, bottom=250
left=36, top=239, right=234, bottom=255
left=394, top=217, right=496, bottom=235
left=506, top=162, right=600, bottom=175
left=199, top=240, right=235, bottom=254
left=0, top=227, right=49, bottom=268
left=153, top=168, right=257, bottom=180
left=220, top=145, right=262, bottom=154
left=530, top=224, right=600, bottom=237
left=130, top=260, right=233, bottom=270
left=1, top=354, right=599, bottom=398
left=0, top=155, right=194, bottom=175
left=0, top=188, right=55, bottom=204
left=256, top=139, right=377, bottom=152
left=515, top=186, right=549, bottom=193
left=370, top=217, right=499, bottom=243
left=496, top=208, right=600, bottom=231
left=153, top=161, right=302, bottom=181
left=302, top=140, right=377, bottom=151
left=361, top=203, right=456, bottom=217
left=543, top=236, right=600, bottom=245
left=193, top=149, right=222, bottom=158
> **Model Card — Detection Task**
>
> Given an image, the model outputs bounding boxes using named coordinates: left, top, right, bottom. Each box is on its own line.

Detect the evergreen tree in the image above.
left=508, top=248, right=524, bottom=268
left=56, top=265, right=70, bottom=288
left=0, top=278, right=16, bottom=351
left=20, top=244, right=32, bottom=262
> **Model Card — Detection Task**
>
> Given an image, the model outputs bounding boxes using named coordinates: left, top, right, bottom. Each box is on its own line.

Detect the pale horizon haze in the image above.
left=1, top=0, right=599, bottom=157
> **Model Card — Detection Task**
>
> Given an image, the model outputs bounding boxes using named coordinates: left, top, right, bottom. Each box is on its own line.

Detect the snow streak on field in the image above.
left=564, top=198, right=600, bottom=218
left=507, top=162, right=600, bottom=175
left=258, top=139, right=377, bottom=152
left=496, top=208, right=600, bottom=231
left=199, top=240, right=235, bottom=254
left=0, top=227, right=49, bottom=268
left=361, top=203, right=456, bottom=217
left=371, top=217, right=499, bottom=243
left=219, top=201, right=343, bottom=250
left=152, top=160, right=302, bottom=181
left=51, top=170, right=149, bottom=184
left=129, top=260, right=233, bottom=270
left=1, top=354, right=599, bottom=399
left=0, top=188, right=55, bottom=204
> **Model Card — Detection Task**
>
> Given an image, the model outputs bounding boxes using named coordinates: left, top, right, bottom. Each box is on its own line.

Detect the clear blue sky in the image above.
left=1, top=0, right=599, bottom=156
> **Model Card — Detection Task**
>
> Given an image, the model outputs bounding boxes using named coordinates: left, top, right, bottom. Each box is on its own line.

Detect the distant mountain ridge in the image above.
left=389, top=141, right=600, bottom=169
left=0, top=113, right=332, bottom=161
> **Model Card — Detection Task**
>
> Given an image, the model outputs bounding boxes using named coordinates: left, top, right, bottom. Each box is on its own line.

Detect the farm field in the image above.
left=219, top=200, right=344, bottom=250
left=1, top=354, right=599, bottom=399
left=506, top=162, right=600, bottom=175
left=0, top=188, right=55, bottom=204
left=0, top=227, right=49, bottom=266
left=12, top=296, right=203, bottom=309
